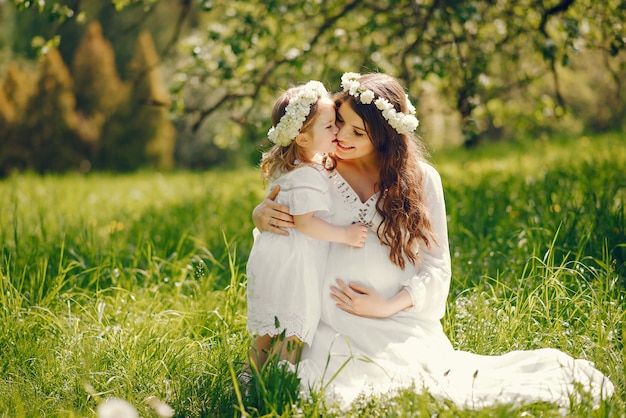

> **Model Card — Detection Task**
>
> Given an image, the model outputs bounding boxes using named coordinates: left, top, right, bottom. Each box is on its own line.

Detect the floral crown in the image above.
left=340, top=72, right=419, bottom=135
left=267, top=80, right=328, bottom=147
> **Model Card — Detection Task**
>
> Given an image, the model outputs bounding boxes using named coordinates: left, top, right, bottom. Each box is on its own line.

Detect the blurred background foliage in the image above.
left=0, top=0, right=624, bottom=174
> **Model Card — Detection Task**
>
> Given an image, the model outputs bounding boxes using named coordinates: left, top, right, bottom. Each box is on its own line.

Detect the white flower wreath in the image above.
left=267, top=80, right=328, bottom=147
left=340, top=72, right=419, bottom=135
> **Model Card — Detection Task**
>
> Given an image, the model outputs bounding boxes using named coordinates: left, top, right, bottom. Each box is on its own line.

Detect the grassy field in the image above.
left=1, top=133, right=624, bottom=417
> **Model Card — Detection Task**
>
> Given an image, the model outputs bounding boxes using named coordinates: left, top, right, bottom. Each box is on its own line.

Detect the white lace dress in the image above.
left=246, top=164, right=331, bottom=345
left=299, top=161, right=614, bottom=409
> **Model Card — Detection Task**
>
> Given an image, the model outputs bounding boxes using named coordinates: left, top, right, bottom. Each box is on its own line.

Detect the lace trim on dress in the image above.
left=247, top=309, right=316, bottom=345
left=328, top=170, right=381, bottom=230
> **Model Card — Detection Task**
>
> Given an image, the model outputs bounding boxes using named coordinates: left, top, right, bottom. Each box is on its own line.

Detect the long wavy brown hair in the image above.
left=335, top=73, right=436, bottom=269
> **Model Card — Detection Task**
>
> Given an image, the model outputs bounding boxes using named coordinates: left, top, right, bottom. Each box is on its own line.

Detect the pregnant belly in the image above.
left=325, top=235, right=413, bottom=295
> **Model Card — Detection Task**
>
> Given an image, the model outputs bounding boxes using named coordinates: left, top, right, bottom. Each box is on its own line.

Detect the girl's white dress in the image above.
left=247, top=163, right=331, bottom=345
left=299, top=162, right=614, bottom=409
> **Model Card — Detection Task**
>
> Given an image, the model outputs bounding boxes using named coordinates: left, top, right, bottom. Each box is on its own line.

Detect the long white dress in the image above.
left=299, top=161, right=614, bottom=409
left=247, top=164, right=331, bottom=345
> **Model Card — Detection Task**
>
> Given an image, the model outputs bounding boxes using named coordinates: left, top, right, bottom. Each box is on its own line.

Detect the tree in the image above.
left=0, top=63, right=37, bottom=175
left=71, top=21, right=123, bottom=117
left=168, top=0, right=625, bottom=152
left=71, top=20, right=125, bottom=151
left=99, top=30, right=175, bottom=171
left=18, top=48, right=88, bottom=173
left=0, top=87, right=15, bottom=174
left=6, top=0, right=626, bottom=162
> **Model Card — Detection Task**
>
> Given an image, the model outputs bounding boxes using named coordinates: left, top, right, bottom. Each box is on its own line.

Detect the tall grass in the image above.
left=1, top=133, right=624, bottom=417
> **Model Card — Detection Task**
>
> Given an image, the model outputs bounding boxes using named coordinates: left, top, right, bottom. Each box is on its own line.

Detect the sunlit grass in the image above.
left=0, top=133, right=624, bottom=416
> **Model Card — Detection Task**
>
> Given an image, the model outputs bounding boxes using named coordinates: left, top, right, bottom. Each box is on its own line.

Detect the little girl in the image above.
left=246, top=81, right=368, bottom=371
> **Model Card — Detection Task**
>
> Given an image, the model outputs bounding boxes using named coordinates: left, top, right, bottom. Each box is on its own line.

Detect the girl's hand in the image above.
left=330, top=279, right=395, bottom=318
left=344, top=223, right=368, bottom=247
left=252, top=185, right=295, bottom=235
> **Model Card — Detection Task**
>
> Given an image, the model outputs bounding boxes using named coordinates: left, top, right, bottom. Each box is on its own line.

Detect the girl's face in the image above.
left=335, top=102, right=375, bottom=161
left=301, top=97, right=338, bottom=156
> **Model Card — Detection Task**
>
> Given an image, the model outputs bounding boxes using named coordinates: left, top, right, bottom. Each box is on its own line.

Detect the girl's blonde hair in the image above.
left=260, top=86, right=328, bottom=180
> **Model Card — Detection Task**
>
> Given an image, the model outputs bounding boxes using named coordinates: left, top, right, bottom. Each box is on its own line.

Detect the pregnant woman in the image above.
left=252, top=72, right=614, bottom=409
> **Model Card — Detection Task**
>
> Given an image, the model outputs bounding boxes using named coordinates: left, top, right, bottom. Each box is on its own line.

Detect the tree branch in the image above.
left=128, top=0, right=192, bottom=97
left=399, top=0, right=440, bottom=82
left=539, top=0, right=575, bottom=36
left=538, top=0, right=574, bottom=108
left=192, top=1, right=361, bottom=131
left=191, top=92, right=247, bottom=132
left=119, top=2, right=157, bottom=36
left=307, top=0, right=360, bottom=50
left=159, top=0, right=192, bottom=59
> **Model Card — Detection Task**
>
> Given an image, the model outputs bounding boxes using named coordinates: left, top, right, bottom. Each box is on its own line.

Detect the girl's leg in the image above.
left=247, top=334, right=272, bottom=372
left=245, top=334, right=304, bottom=374
left=277, top=335, right=304, bottom=364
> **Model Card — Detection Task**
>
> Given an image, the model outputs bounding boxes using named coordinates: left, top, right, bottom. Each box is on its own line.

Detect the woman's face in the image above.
left=335, top=101, right=375, bottom=161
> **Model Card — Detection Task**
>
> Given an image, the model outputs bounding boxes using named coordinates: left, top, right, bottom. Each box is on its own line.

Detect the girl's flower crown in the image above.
left=340, top=72, right=419, bottom=135
left=267, top=80, right=328, bottom=147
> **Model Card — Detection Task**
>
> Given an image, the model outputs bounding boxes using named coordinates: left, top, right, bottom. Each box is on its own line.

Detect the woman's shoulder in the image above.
left=418, top=160, right=441, bottom=181
left=417, top=160, right=444, bottom=194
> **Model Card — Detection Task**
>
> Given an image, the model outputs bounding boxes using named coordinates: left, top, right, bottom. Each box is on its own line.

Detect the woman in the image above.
left=252, top=72, right=614, bottom=409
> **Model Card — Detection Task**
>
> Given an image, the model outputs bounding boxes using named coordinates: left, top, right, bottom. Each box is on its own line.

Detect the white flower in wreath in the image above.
left=360, top=90, right=375, bottom=104
left=375, top=97, right=392, bottom=111
left=342, top=73, right=419, bottom=135
left=267, top=80, right=328, bottom=147
left=402, top=114, right=419, bottom=132
left=405, top=94, right=417, bottom=115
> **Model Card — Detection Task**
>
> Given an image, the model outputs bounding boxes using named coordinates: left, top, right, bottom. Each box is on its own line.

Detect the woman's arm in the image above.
left=294, top=213, right=367, bottom=247
left=252, top=185, right=296, bottom=236
left=398, top=163, right=452, bottom=320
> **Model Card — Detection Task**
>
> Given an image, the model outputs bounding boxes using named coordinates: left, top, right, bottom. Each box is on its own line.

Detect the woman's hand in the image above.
left=330, top=279, right=414, bottom=318
left=252, top=185, right=295, bottom=236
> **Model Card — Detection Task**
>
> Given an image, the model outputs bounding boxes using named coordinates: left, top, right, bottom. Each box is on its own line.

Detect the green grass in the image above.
left=1, top=133, right=624, bottom=417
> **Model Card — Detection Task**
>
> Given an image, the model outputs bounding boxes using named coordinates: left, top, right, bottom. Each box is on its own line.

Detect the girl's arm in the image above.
left=294, top=212, right=367, bottom=247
